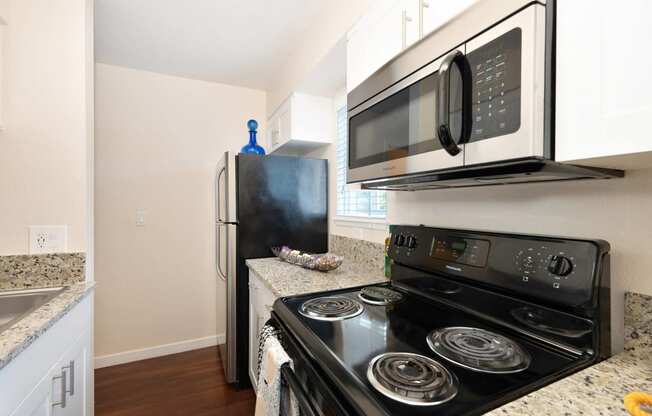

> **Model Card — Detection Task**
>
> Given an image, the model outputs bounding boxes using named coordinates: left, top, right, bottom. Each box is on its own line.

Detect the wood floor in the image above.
left=95, top=346, right=256, bottom=416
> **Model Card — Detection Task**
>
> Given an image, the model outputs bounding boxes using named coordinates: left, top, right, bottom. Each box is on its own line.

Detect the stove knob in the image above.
left=406, top=236, right=417, bottom=249
left=394, top=234, right=406, bottom=247
left=547, top=255, right=573, bottom=276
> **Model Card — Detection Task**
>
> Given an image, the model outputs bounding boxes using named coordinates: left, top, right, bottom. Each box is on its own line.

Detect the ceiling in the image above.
left=95, top=0, right=329, bottom=90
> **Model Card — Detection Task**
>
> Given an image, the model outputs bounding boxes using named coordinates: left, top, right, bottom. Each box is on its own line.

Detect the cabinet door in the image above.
left=278, top=104, right=291, bottom=148
left=346, top=26, right=369, bottom=92
left=26, top=399, right=49, bottom=416
left=555, top=0, right=652, bottom=166
left=268, top=115, right=280, bottom=150
left=403, top=0, right=420, bottom=48
left=248, top=280, right=260, bottom=391
left=10, top=364, right=57, bottom=416
left=52, top=329, right=92, bottom=416
left=368, top=2, right=404, bottom=75
left=421, top=0, right=476, bottom=37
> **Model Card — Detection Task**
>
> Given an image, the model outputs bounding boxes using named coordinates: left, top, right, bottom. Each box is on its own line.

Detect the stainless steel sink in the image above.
left=0, top=287, right=66, bottom=334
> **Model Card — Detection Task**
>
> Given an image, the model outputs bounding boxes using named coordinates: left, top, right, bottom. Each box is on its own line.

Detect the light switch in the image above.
left=29, top=226, right=67, bottom=254
left=136, top=209, right=146, bottom=227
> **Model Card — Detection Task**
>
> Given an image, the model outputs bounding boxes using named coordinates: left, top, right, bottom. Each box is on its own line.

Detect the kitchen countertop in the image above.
left=246, top=257, right=388, bottom=298
left=0, top=282, right=95, bottom=370
left=487, top=294, right=652, bottom=415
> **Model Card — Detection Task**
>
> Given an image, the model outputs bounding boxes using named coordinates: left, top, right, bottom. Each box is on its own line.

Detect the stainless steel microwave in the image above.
left=347, top=0, right=621, bottom=190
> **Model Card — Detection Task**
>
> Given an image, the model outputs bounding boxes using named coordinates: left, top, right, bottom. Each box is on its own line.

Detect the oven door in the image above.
left=274, top=313, right=356, bottom=416
left=463, top=3, right=547, bottom=166
left=347, top=48, right=466, bottom=184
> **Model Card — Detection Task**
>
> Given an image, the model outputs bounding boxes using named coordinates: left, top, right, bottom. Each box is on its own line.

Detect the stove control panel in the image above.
left=430, top=235, right=490, bottom=267
left=389, top=225, right=609, bottom=309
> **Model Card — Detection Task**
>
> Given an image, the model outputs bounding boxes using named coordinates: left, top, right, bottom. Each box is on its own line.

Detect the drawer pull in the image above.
left=51, top=369, right=67, bottom=408
left=63, top=360, right=75, bottom=396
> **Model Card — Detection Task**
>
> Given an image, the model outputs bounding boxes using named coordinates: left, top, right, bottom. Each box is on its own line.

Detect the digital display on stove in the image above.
left=451, top=241, right=467, bottom=251
left=430, top=236, right=490, bottom=267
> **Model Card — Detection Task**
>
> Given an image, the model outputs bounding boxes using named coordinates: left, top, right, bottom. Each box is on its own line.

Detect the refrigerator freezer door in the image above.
left=216, top=152, right=237, bottom=223
left=217, top=223, right=238, bottom=383
left=236, top=154, right=328, bottom=259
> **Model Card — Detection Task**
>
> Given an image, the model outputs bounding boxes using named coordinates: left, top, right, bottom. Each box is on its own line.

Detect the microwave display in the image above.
left=430, top=236, right=490, bottom=267
left=467, top=28, right=522, bottom=142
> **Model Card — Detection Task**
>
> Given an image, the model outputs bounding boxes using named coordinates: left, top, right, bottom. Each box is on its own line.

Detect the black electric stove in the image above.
left=272, top=225, right=612, bottom=416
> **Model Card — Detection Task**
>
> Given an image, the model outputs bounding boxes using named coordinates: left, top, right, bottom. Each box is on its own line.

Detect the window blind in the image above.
left=336, top=106, right=387, bottom=218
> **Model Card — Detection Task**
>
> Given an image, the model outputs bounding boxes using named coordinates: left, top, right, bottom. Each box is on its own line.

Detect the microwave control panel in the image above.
left=466, top=28, right=522, bottom=141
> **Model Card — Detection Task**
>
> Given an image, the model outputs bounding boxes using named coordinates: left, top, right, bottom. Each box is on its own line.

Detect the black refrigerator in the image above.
left=215, top=152, right=328, bottom=387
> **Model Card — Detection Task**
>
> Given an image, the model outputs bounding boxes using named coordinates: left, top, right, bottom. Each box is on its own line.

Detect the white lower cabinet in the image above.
left=248, top=270, right=277, bottom=392
left=0, top=293, right=94, bottom=416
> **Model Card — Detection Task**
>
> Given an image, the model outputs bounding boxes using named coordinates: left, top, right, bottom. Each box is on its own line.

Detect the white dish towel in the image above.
left=255, top=334, right=299, bottom=416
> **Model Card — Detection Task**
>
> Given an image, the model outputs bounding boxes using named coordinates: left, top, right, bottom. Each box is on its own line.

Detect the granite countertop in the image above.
left=0, top=282, right=95, bottom=370
left=246, top=257, right=388, bottom=298
left=487, top=293, right=652, bottom=415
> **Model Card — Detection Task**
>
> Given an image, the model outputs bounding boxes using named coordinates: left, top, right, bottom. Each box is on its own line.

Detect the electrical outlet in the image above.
left=29, top=226, right=67, bottom=254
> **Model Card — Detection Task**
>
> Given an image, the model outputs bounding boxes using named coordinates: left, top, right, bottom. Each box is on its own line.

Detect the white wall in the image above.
left=94, top=63, right=266, bottom=358
left=0, top=0, right=92, bottom=254
left=386, top=170, right=652, bottom=296
left=266, top=0, right=372, bottom=114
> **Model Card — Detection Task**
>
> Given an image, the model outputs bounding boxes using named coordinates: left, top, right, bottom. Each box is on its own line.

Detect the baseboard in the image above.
left=94, top=333, right=225, bottom=369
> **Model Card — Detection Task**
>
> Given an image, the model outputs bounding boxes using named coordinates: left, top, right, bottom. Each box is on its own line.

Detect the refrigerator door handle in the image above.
left=216, top=166, right=226, bottom=222
left=224, top=223, right=238, bottom=383
left=215, top=152, right=237, bottom=223
left=216, top=223, right=227, bottom=281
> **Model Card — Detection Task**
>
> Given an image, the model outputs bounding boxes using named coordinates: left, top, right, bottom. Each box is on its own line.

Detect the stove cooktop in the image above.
left=272, top=225, right=611, bottom=416
left=275, top=284, right=589, bottom=416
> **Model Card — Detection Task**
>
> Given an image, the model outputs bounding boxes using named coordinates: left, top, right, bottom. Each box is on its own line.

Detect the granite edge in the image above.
left=0, top=282, right=95, bottom=370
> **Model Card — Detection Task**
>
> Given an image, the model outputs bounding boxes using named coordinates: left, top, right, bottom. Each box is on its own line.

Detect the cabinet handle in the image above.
left=51, top=369, right=67, bottom=408
left=401, top=10, right=413, bottom=49
left=419, top=0, right=430, bottom=38
left=63, top=360, right=75, bottom=396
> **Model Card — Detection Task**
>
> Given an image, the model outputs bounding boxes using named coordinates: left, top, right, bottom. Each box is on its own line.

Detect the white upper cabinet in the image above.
left=555, top=0, right=652, bottom=169
left=347, top=0, right=421, bottom=93
left=267, top=92, right=334, bottom=155
left=346, top=0, right=477, bottom=93
left=421, top=0, right=476, bottom=37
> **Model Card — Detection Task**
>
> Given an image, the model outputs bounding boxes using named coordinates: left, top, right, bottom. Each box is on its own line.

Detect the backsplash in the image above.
left=0, top=253, right=86, bottom=290
left=624, top=292, right=652, bottom=352
left=329, top=234, right=385, bottom=275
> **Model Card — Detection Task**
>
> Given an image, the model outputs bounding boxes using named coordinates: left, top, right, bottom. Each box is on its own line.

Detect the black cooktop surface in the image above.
left=275, top=284, right=592, bottom=416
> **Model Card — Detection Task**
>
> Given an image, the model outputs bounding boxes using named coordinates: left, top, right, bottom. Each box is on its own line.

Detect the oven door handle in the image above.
left=437, top=50, right=472, bottom=156
left=280, top=363, right=319, bottom=416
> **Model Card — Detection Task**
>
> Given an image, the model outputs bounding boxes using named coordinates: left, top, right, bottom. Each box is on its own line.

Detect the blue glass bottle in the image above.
left=240, top=119, right=265, bottom=155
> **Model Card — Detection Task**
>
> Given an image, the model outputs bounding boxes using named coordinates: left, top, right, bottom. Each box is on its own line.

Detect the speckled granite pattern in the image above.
left=487, top=292, right=652, bottom=415
left=0, top=253, right=85, bottom=290
left=329, top=234, right=385, bottom=275
left=0, top=282, right=95, bottom=370
left=246, top=257, right=388, bottom=298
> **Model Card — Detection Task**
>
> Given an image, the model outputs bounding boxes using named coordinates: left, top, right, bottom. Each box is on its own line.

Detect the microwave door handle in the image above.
left=437, top=50, right=472, bottom=156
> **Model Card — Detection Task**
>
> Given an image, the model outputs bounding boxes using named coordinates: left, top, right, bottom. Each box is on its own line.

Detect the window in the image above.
left=336, top=106, right=387, bottom=219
